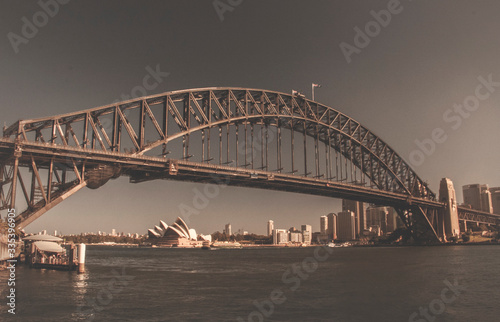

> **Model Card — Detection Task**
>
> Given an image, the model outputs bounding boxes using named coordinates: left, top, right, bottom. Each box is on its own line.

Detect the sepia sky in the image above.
left=1, top=0, right=499, bottom=235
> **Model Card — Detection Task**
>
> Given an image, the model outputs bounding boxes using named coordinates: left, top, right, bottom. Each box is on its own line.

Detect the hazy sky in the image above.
left=1, top=0, right=499, bottom=235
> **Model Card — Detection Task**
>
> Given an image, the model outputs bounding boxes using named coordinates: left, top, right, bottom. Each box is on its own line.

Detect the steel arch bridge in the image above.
left=1, top=87, right=498, bottom=242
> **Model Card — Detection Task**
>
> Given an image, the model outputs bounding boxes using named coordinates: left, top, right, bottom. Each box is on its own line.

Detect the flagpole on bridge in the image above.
left=312, top=83, right=322, bottom=101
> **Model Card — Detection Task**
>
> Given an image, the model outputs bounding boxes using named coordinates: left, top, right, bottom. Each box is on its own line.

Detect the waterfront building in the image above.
left=342, top=199, right=364, bottom=237
left=273, top=229, right=288, bottom=245
left=337, top=211, right=356, bottom=241
left=370, top=225, right=381, bottom=236
left=301, top=225, right=312, bottom=244
left=111, top=228, right=116, bottom=236
left=302, top=230, right=311, bottom=245
left=289, top=231, right=303, bottom=243
left=491, top=187, right=500, bottom=214
left=365, top=206, right=400, bottom=235
left=224, top=223, right=232, bottom=236
left=327, top=213, right=337, bottom=241
left=316, top=233, right=329, bottom=244
left=147, top=217, right=210, bottom=247
left=320, top=215, right=328, bottom=234
left=463, top=184, right=490, bottom=212
left=267, top=220, right=274, bottom=236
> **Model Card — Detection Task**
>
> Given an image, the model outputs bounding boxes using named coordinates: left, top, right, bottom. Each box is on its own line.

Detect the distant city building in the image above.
left=342, top=199, right=364, bottom=236
left=365, top=206, right=401, bottom=235
left=289, top=227, right=299, bottom=232
left=337, top=211, right=356, bottom=241
left=224, top=223, right=232, bottom=236
left=301, top=225, right=312, bottom=244
left=267, top=220, right=274, bottom=236
left=320, top=216, right=328, bottom=235
left=369, top=225, right=382, bottom=236
left=111, top=228, right=116, bottom=236
left=236, top=229, right=248, bottom=236
left=327, top=213, right=337, bottom=241
left=463, top=184, right=490, bottom=212
left=302, top=230, right=311, bottom=245
left=273, top=229, right=288, bottom=245
left=491, top=187, right=500, bottom=214
left=481, top=190, right=493, bottom=214
left=289, top=231, right=303, bottom=243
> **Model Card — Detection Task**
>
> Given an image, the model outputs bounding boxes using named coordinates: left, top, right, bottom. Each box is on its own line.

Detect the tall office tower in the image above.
left=337, top=211, right=356, bottom=241
left=462, top=184, right=489, bottom=211
left=320, top=215, right=328, bottom=234
left=439, top=178, right=460, bottom=239
left=224, top=223, right=232, bottom=236
left=342, top=199, right=365, bottom=236
left=327, top=213, right=337, bottom=241
left=111, top=228, right=116, bottom=236
left=267, top=220, right=274, bottom=236
left=490, top=187, right=500, bottom=214
left=481, top=190, right=493, bottom=213
left=365, top=206, right=388, bottom=234
left=386, top=208, right=399, bottom=233
left=301, top=225, right=312, bottom=244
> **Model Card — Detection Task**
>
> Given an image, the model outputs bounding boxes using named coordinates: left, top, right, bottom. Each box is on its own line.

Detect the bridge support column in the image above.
left=439, top=178, right=460, bottom=240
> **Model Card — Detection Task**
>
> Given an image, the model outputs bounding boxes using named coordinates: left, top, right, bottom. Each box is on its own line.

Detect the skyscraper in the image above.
left=224, top=223, right=232, bottom=236
left=342, top=199, right=364, bottom=236
left=481, top=190, right=493, bottom=214
left=327, top=213, right=337, bottom=241
left=463, top=184, right=490, bottom=212
left=491, top=187, right=500, bottom=214
left=365, top=206, right=388, bottom=234
left=337, top=211, right=356, bottom=241
left=320, top=216, right=328, bottom=234
left=267, top=220, right=274, bottom=236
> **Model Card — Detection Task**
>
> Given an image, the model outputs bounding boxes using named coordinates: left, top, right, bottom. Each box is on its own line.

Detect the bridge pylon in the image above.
left=438, top=178, right=460, bottom=241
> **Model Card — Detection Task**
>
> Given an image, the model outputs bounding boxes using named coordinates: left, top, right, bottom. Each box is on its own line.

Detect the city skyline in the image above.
left=1, top=1, right=499, bottom=235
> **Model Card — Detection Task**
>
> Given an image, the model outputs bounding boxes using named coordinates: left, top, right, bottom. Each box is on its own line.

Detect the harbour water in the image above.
left=1, top=245, right=499, bottom=321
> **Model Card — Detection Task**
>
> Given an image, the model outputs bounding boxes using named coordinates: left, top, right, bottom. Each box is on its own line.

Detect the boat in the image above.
left=201, top=241, right=211, bottom=250
left=22, top=235, right=81, bottom=271
left=210, top=241, right=242, bottom=249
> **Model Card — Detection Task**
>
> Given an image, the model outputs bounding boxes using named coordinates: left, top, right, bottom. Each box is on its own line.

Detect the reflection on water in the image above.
left=0, top=245, right=499, bottom=321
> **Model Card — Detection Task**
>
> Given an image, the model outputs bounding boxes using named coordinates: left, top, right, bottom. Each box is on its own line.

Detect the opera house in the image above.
left=147, top=217, right=211, bottom=247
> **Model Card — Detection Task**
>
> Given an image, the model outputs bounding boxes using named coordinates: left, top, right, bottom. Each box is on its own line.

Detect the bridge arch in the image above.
left=1, top=87, right=442, bottom=239
left=4, top=87, right=434, bottom=199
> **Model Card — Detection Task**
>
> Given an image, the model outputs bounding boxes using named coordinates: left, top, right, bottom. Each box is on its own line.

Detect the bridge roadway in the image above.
left=1, top=137, right=499, bottom=227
